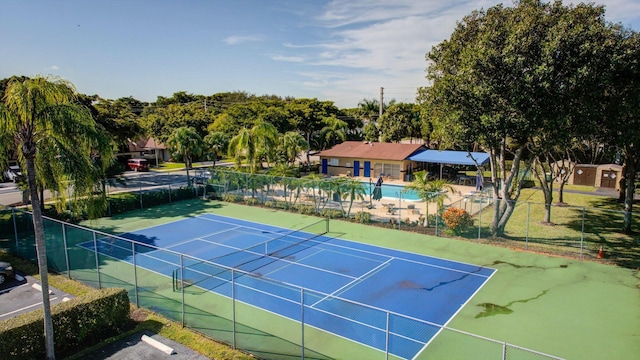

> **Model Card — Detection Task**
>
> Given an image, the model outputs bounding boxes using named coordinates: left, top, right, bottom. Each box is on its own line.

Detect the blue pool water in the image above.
left=363, top=183, right=421, bottom=201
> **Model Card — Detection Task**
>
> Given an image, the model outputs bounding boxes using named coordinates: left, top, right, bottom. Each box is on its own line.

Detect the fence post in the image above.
left=232, top=268, right=237, bottom=349
left=132, top=241, right=139, bottom=307
left=92, top=231, right=102, bottom=289
left=62, top=223, right=70, bottom=279
left=169, top=184, right=172, bottom=203
left=301, top=288, right=305, bottom=360
left=477, top=194, right=482, bottom=242
left=180, top=254, right=185, bottom=327
left=580, top=207, right=585, bottom=259
left=139, top=182, right=143, bottom=209
left=525, top=202, right=530, bottom=250
left=385, top=311, right=390, bottom=360
left=12, top=208, right=18, bottom=251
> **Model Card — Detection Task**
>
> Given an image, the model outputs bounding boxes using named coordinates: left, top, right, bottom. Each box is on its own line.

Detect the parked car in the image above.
left=2, top=165, right=21, bottom=182
left=0, top=261, right=15, bottom=285
left=127, top=158, right=150, bottom=172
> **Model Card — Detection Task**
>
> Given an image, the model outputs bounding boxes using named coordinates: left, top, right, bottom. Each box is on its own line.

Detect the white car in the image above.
left=3, top=165, right=21, bottom=182
left=194, top=170, right=212, bottom=184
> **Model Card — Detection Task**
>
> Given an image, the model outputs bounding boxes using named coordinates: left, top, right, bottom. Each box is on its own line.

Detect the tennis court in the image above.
left=79, top=213, right=495, bottom=359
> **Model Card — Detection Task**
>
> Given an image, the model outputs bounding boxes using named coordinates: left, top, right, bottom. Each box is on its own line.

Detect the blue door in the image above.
left=364, top=161, right=371, bottom=177
left=321, top=159, right=328, bottom=174
left=353, top=160, right=360, bottom=176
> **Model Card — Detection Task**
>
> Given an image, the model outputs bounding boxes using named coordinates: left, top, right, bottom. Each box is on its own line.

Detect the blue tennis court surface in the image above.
left=81, top=213, right=495, bottom=359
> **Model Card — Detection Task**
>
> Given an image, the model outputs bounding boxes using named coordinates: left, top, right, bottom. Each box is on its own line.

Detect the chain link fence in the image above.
left=0, top=205, right=563, bottom=360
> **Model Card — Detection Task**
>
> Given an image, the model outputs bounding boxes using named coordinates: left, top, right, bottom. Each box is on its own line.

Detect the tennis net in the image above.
left=176, top=218, right=329, bottom=291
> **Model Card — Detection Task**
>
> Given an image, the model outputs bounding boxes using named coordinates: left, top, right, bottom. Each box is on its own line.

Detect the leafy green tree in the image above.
left=403, top=171, right=454, bottom=227
left=142, top=101, right=212, bottom=142
left=597, top=29, right=640, bottom=233
left=202, top=131, right=229, bottom=168
left=421, top=0, right=613, bottom=236
left=88, top=96, right=145, bottom=146
left=378, top=103, right=419, bottom=143
left=0, top=76, right=113, bottom=359
left=286, top=98, right=340, bottom=161
left=363, top=122, right=380, bottom=142
left=166, top=126, right=203, bottom=184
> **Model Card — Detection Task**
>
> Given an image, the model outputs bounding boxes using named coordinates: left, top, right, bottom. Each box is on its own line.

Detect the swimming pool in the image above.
left=362, top=182, right=421, bottom=201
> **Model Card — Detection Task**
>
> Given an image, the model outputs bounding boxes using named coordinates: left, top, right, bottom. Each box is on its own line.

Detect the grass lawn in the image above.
left=479, top=188, right=640, bottom=268
left=153, top=162, right=186, bottom=171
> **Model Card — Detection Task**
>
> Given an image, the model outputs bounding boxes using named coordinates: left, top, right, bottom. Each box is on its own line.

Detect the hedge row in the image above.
left=0, top=287, right=130, bottom=359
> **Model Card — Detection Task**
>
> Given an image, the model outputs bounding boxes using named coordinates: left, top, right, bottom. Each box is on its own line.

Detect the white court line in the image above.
left=412, top=269, right=499, bottom=360
left=311, top=258, right=394, bottom=307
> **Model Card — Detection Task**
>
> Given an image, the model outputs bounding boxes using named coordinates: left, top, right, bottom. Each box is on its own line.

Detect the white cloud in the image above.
left=289, top=0, right=640, bottom=108
left=285, top=0, right=481, bottom=106
left=223, top=34, right=264, bottom=45
left=272, top=55, right=305, bottom=62
left=48, top=65, right=60, bottom=71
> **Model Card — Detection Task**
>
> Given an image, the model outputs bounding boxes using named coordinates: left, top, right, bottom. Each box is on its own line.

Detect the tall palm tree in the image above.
left=403, top=170, right=455, bottom=227
left=228, top=121, right=280, bottom=173
left=228, top=127, right=256, bottom=172
left=166, top=126, right=203, bottom=184
left=252, top=120, right=279, bottom=168
left=339, top=178, right=366, bottom=217
left=202, top=131, right=228, bottom=169
left=0, top=76, right=113, bottom=359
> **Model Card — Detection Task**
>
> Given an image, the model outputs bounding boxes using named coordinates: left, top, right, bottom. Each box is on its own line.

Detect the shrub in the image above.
left=442, top=207, right=473, bottom=235
left=296, top=204, right=315, bottom=215
left=320, top=208, right=343, bottom=219
left=354, top=211, right=371, bottom=224
left=222, top=193, right=243, bottom=203
left=245, top=197, right=262, bottom=206
left=0, top=288, right=130, bottom=359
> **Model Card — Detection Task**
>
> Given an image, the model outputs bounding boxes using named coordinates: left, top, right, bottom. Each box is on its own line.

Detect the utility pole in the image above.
left=379, top=87, right=384, bottom=119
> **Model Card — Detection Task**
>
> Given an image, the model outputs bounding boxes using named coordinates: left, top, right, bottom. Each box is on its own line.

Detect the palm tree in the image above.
left=166, top=126, right=203, bottom=184
left=357, top=98, right=380, bottom=125
left=202, top=131, right=228, bottom=169
left=338, top=178, right=366, bottom=217
left=319, top=116, right=348, bottom=149
left=228, top=127, right=255, bottom=172
left=252, top=120, right=279, bottom=168
left=280, top=131, right=309, bottom=165
left=268, top=163, right=296, bottom=201
left=403, top=170, right=455, bottom=227
left=302, top=173, right=324, bottom=213
left=0, top=76, right=113, bottom=359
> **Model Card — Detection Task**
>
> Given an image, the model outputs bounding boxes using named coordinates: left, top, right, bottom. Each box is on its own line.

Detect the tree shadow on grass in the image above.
left=563, top=204, right=640, bottom=269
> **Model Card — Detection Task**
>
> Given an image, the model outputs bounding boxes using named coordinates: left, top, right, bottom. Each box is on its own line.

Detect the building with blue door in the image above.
left=316, top=141, right=426, bottom=181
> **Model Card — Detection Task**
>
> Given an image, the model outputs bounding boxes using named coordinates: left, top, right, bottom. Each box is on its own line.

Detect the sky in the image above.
left=1, top=0, right=639, bottom=109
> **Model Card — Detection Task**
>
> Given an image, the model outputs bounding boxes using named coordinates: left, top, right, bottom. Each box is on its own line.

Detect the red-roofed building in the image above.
left=118, top=137, right=169, bottom=165
left=316, top=141, right=426, bottom=181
